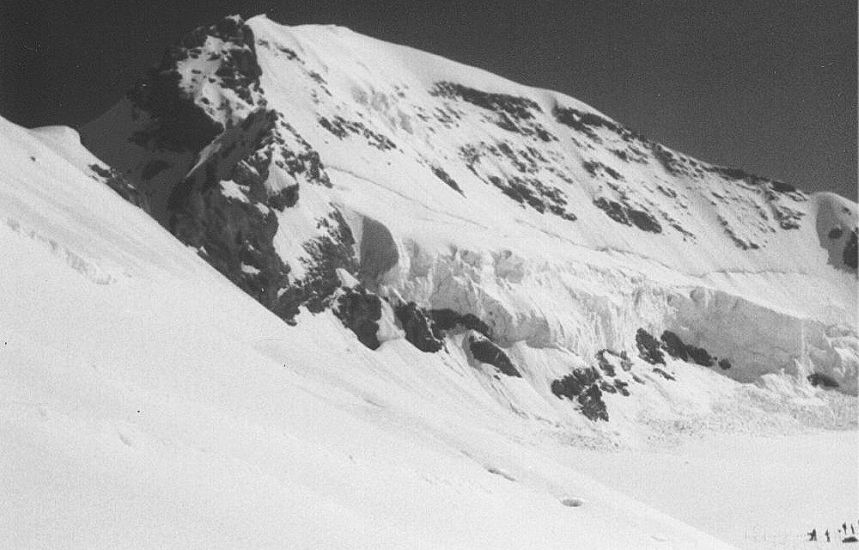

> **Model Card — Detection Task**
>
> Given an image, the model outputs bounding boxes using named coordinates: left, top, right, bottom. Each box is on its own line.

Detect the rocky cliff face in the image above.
left=82, top=13, right=858, bottom=419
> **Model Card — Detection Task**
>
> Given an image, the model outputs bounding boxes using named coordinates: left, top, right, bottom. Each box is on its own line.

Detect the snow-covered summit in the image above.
left=81, top=13, right=857, bottom=407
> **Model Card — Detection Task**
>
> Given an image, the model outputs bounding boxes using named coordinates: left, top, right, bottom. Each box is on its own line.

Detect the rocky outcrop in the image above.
left=123, top=16, right=263, bottom=158
left=577, top=385, right=609, bottom=422
left=429, top=309, right=492, bottom=339
left=635, top=328, right=665, bottom=365
left=334, top=286, right=383, bottom=350
left=844, top=229, right=858, bottom=269
left=468, top=333, right=520, bottom=377
left=551, top=367, right=601, bottom=399
left=807, top=372, right=839, bottom=389
left=660, top=330, right=716, bottom=367
left=394, top=302, right=444, bottom=352
left=596, top=349, right=632, bottom=376
left=551, top=367, right=608, bottom=422
left=89, top=164, right=151, bottom=213
left=165, top=104, right=356, bottom=323
left=593, top=197, right=662, bottom=233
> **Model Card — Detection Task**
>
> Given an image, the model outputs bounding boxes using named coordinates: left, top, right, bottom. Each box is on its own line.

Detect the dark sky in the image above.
left=2, top=0, right=855, bottom=199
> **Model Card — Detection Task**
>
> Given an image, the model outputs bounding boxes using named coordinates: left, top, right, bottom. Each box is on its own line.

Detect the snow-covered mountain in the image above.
left=2, top=13, right=857, bottom=549
left=82, top=15, right=857, bottom=403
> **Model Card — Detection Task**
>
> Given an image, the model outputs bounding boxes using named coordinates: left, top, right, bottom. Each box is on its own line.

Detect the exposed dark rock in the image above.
left=553, top=105, right=640, bottom=144
left=127, top=68, right=224, bottom=153
left=170, top=170, right=289, bottom=310
left=157, top=103, right=353, bottom=324
left=652, top=367, right=675, bottom=381
left=334, top=286, right=382, bottom=350
left=430, top=165, right=463, bottom=194
left=652, top=144, right=685, bottom=176
left=487, top=174, right=576, bottom=221
left=619, top=351, right=633, bottom=371
left=770, top=200, right=805, bottom=230
left=707, top=164, right=765, bottom=184
left=126, top=16, right=262, bottom=153
left=582, top=160, right=623, bottom=181
left=551, top=368, right=609, bottom=421
left=275, top=45, right=299, bottom=60
left=89, top=164, right=151, bottom=213
left=718, top=358, right=732, bottom=370
left=578, top=385, right=609, bottom=421
left=266, top=184, right=299, bottom=210
left=593, top=198, right=661, bottom=233
left=459, top=140, right=575, bottom=220
left=395, top=302, right=444, bottom=353
left=660, top=331, right=716, bottom=367
left=431, top=81, right=540, bottom=121
left=595, top=349, right=617, bottom=377
left=611, top=149, right=630, bottom=162
left=660, top=331, right=689, bottom=361
left=429, top=309, right=492, bottom=339
left=718, top=215, right=760, bottom=250
left=431, top=81, right=555, bottom=139
left=669, top=221, right=696, bottom=240
left=636, top=328, right=665, bottom=365
left=844, top=229, right=858, bottom=269
left=599, top=380, right=617, bottom=394
left=627, top=208, right=662, bottom=233
left=469, top=335, right=521, bottom=377
left=828, top=227, right=844, bottom=239
left=318, top=115, right=396, bottom=150
left=709, top=165, right=807, bottom=230
left=613, top=379, right=630, bottom=396
left=807, top=372, right=839, bottom=389
left=713, top=166, right=746, bottom=180
left=686, top=346, right=714, bottom=367
left=770, top=180, right=797, bottom=194
left=275, top=211, right=359, bottom=319
left=656, top=185, right=677, bottom=199
left=551, top=367, right=601, bottom=400
left=593, top=198, right=629, bottom=225
left=163, top=107, right=354, bottom=324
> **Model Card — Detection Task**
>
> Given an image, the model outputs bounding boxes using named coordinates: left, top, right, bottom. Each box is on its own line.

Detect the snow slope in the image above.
left=0, top=114, right=741, bottom=548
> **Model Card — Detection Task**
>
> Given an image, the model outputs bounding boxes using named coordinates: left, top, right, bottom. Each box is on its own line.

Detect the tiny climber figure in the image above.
left=808, top=528, right=817, bottom=541
left=825, top=529, right=830, bottom=542
left=852, top=523, right=855, bottom=535
left=844, top=523, right=848, bottom=533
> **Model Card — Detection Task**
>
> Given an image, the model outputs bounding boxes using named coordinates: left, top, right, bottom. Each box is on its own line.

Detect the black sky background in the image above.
left=1, top=0, right=856, bottom=199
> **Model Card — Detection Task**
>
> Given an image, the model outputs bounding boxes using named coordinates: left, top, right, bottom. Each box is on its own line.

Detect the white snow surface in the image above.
left=5, top=13, right=858, bottom=549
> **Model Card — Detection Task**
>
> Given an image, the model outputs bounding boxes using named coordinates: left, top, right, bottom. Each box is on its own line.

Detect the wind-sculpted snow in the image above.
left=80, top=8, right=858, bottom=439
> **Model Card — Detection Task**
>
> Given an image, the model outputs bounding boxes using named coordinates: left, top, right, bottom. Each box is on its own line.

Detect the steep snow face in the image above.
left=82, top=14, right=858, bottom=402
